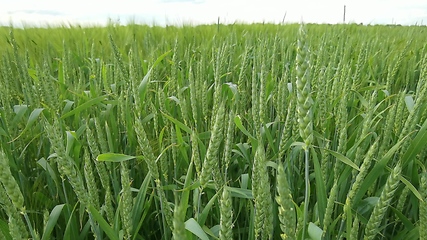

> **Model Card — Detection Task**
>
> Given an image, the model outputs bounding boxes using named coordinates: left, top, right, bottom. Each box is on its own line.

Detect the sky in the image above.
left=0, top=0, right=426, bottom=27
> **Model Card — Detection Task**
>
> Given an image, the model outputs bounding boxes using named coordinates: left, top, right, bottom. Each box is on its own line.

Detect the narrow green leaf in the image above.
left=42, top=204, right=65, bottom=240
left=266, top=160, right=278, bottom=169
left=0, top=219, right=12, bottom=240
left=61, top=100, right=75, bottom=116
left=390, top=205, right=415, bottom=230
left=402, top=117, right=427, bottom=166
left=226, top=186, right=253, bottom=199
left=234, top=115, right=257, bottom=143
left=27, top=108, right=44, bottom=126
left=58, top=60, right=64, bottom=84
left=291, top=141, right=306, bottom=148
left=12, top=105, right=28, bottom=124
left=132, top=173, right=151, bottom=239
left=223, top=82, right=239, bottom=101
left=87, top=205, right=119, bottom=240
left=205, top=225, right=220, bottom=239
left=262, top=123, right=278, bottom=155
left=323, top=149, right=360, bottom=171
left=37, top=157, right=60, bottom=189
left=398, top=175, right=423, bottom=201
left=241, top=173, right=249, bottom=189
left=198, top=191, right=220, bottom=226
left=141, top=113, right=155, bottom=124
left=346, top=132, right=373, bottom=159
left=308, top=222, right=323, bottom=240
left=181, top=158, right=194, bottom=204
left=404, top=95, right=414, bottom=113
left=10, top=108, right=44, bottom=142
left=65, top=131, right=76, bottom=156
left=138, top=50, right=171, bottom=102
left=185, top=218, right=209, bottom=240
left=63, top=203, right=79, bottom=240
left=311, top=147, right=326, bottom=225
left=353, top=136, right=407, bottom=205
left=0, top=127, right=7, bottom=137
left=161, top=112, right=192, bottom=134
left=60, top=95, right=108, bottom=119
left=352, top=90, right=369, bottom=109
left=175, top=124, right=189, bottom=164
left=168, top=96, right=180, bottom=104
left=96, top=153, right=137, bottom=162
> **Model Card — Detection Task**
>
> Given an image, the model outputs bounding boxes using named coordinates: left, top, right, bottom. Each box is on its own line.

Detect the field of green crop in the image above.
left=0, top=22, right=427, bottom=240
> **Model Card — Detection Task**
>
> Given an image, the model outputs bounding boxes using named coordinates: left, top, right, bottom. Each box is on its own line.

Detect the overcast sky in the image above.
left=0, top=0, right=426, bottom=27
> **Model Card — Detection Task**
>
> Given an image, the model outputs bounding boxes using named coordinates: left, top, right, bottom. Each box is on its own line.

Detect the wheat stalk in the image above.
left=295, top=23, right=313, bottom=240
left=172, top=202, right=187, bottom=240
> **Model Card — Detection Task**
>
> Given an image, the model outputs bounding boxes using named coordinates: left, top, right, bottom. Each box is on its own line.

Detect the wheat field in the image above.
left=0, top=22, right=426, bottom=239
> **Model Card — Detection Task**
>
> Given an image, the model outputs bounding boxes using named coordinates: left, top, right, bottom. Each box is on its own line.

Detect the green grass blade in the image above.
left=0, top=127, right=7, bottom=137
left=308, top=222, right=323, bottom=240
left=96, top=153, right=138, bottom=162
left=60, top=95, right=108, bottom=119
left=398, top=175, right=423, bottom=201
left=138, top=50, right=171, bottom=102
left=10, top=108, right=44, bottom=142
left=353, top=136, right=407, bottom=205
left=185, top=218, right=209, bottom=240
left=234, top=115, right=257, bottom=144
left=311, top=147, right=327, bottom=225
left=42, top=204, right=65, bottom=240
left=323, top=149, right=360, bottom=171
left=12, top=105, right=28, bottom=124
left=262, top=123, right=278, bottom=155
left=180, top=157, right=194, bottom=207
left=161, top=112, right=192, bottom=134
left=0, top=219, right=12, bottom=240
left=63, top=203, right=79, bottom=240
left=226, top=186, right=253, bottom=199
left=87, top=205, right=119, bottom=240
left=132, top=172, right=151, bottom=236
left=198, top=190, right=220, bottom=226
left=402, top=117, right=427, bottom=166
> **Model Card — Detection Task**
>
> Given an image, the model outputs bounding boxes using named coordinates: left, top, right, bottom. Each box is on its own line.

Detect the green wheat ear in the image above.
left=0, top=156, right=28, bottom=239
left=295, top=23, right=313, bottom=240
left=0, top=149, right=24, bottom=211
left=219, top=188, right=234, bottom=240
left=120, top=161, right=133, bottom=239
left=295, top=24, right=313, bottom=148
left=323, top=180, right=338, bottom=238
left=364, top=163, right=401, bottom=240
left=419, top=172, right=427, bottom=239
left=253, top=144, right=273, bottom=240
left=276, top=162, right=296, bottom=240
left=44, top=118, right=88, bottom=206
left=200, top=103, right=225, bottom=188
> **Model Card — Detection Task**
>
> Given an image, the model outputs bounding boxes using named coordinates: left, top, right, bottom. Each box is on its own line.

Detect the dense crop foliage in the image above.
left=0, top=22, right=427, bottom=239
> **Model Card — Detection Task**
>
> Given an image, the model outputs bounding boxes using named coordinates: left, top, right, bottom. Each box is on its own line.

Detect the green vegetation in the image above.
left=0, top=22, right=427, bottom=239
